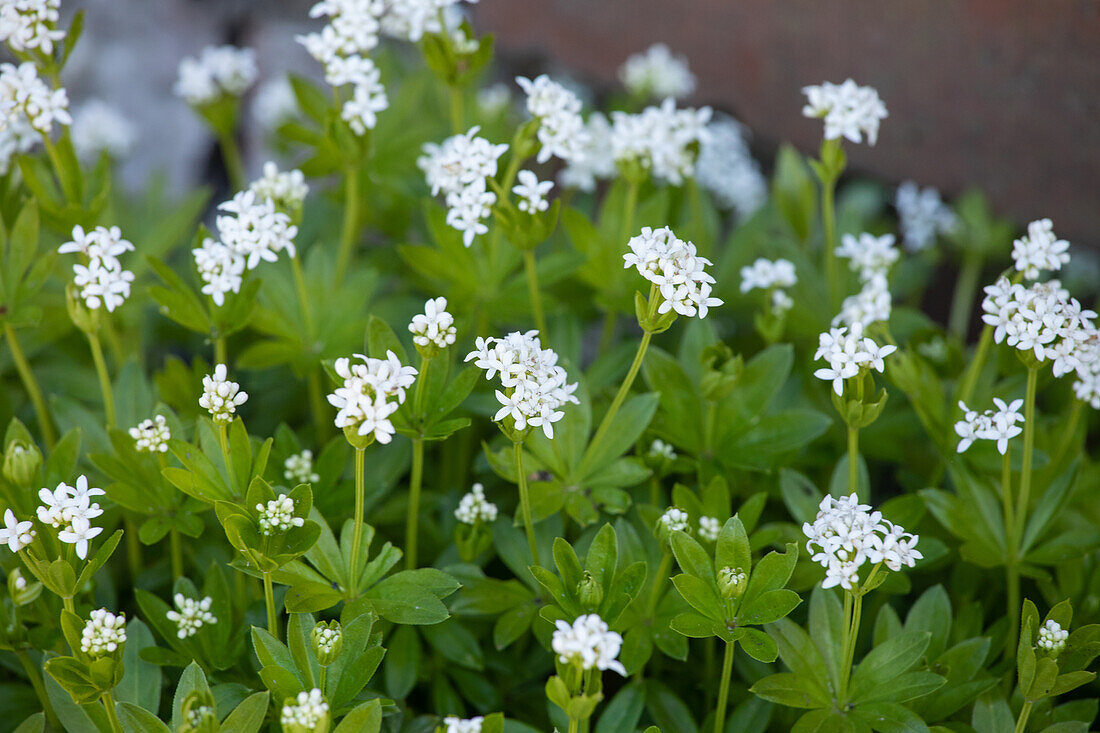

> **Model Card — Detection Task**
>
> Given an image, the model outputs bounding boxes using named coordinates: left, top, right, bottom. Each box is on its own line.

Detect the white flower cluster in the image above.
left=253, top=76, right=298, bottom=131
left=610, top=99, right=712, bottom=185
left=80, top=608, right=126, bottom=656
left=696, top=117, right=767, bottom=219
left=0, top=0, right=63, bottom=54
left=250, top=161, right=309, bottom=212
left=71, top=100, right=136, bottom=162
left=803, top=493, right=921, bottom=591
left=659, top=507, right=690, bottom=534
left=698, top=516, right=721, bottom=542
left=619, top=43, right=696, bottom=100
left=648, top=439, right=676, bottom=462
left=0, top=509, right=35, bottom=553
left=802, top=79, right=888, bottom=146
left=174, top=45, right=257, bottom=106
left=297, top=0, right=389, bottom=135
left=1037, top=619, right=1068, bottom=653
left=981, top=276, right=1097, bottom=373
left=623, top=226, right=723, bottom=319
left=895, top=182, right=955, bottom=252
left=740, top=258, right=797, bottom=315
left=129, top=415, right=171, bottom=453
left=513, top=170, right=553, bottom=214
left=37, top=475, right=104, bottom=559
left=281, top=688, right=328, bottom=730
left=313, top=623, right=341, bottom=655
left=454, top=483, right=497, bottom=525
left=1074, top=340, right=1100, bottom=410
left=166, top=594, right=217, bottom=639
left=328, top=351, right=418, bottom=444
left=257, top=494, right=306, bottom=535
left=0, top=114, right=37, bottom=174
left=551, top=614, right=626, bottom=676
left=284, top=450, right=320, bottom=484
left=0, top=61, right=69, bottom=135
left=834, top=232, right=898, bottom=328
left=200, top=364, right=248, bottom=424
left=418, top=126, right=508, bottom=246
left=955, top=398, right=1024, bottom=455
left=58, top=225, right=136, bottom=313
left=465, top=331, right=579, bottom=439
left=409, top=296, right=457, bottom=350
left=186, top=707, right=216, bottom=729
left=558, top=112, right=616, bottom=192
left=477, top=83, right=510, bottom=116
left=516, top=75, right=588, bottom=164
left=812, top=322, right=897, bottom=396
left=443, top=716, right=484, bottom=733
left=1011, top=218, right=1070, bottom=281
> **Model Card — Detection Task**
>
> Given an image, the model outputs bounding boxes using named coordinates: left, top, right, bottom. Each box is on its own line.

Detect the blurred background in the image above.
left=63, top=0, right=1099, bottom=244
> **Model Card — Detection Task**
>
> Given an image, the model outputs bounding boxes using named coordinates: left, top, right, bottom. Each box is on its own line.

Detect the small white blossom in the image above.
left=284, top=450, right=320, bottom=484
left=409, top=296, right=457, bottom=350
left=623, top=226, right=723, bottom=319
left=741, top=258, right=797, bottom=293
left=1012, top=218, right=1070, bottom=281
left=442, top=716, right=484, bottom=733
left=1037, top=619, right=1068, bottom=653
left=559, top=112, right=617, bottom=192
left=659, top=507, right=690, bottom=534
left=551, top=614, right=626, bottom=676
left=58, top=515, right=104, bottom=560
left=696, top=117, right=766, bottom=218
left=174, top=45, right=257, bottom=105
left=516, top=74, right=588, bottom=164
left=802, top=79, right=887, bottom=146
left=512, top=170, right=552, bottom=214
left=833, top=273, right=892, bottom=328
left=328, top=350, right=418, bottom=444
left=648, top=438, right=676, bottom=461
left=698, top=516, right=720, bottom=542
left=895, top=182, right=955, bottom=252
left=166, top=594, right=217, bottom=639
left=280, top=688, right=329, bottom=731
left=257, top=494, right=305, bottom=535
left=0, top=509, right=34, bottom=552
left=252, top=76, right=299, bottom=131
left=455, top=483, right=498, bottom=525
left=477, top=83, right=511, bottom=116
left=70, top=100, right=137, bottom=161
left=0, top=114, right=38, bottom=174
left=619, top=43, right=695, bottom=100
left=215, top=190, right=299, bottom=270
left=837, top=232, right=899, bottom=281
left=419, top=127, right=508, bottom=247
left=0, top=61, right=70, bottom=134
left=341, top=67, right=389, bottom=134
left=59, top=225, right=136, bottom=313
left=40, top=476, right=104, bottom=560
left=200, top=364, right=248, bottom=424
left=80, top=608, right=126, bottom=656
left=129, top=415, right=171, bottom=453
left=193, top=237, right=245, bottom=306
left=812, top=322, right=897, bottom=396
left=981, top=276, right=1096, bottom=366
left=250, top=162, right=309, bottom=212
left=955, top=398, right=1024, bottom=455
left=610, top=99, right=711, bottom=185
left=0, top=0, right=64, bottom=54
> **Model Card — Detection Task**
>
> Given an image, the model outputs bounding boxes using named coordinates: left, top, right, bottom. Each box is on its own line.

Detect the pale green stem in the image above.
left=847, top=426, right=859, bottom=496
left=263, top=571, right=278, bottom=637
left=822, top=175, right=839, bottom=311
left=41, top=135, right=79, bottom=203
left=713, top=640, right=734, bottom=733
left=290, top=255, right=316, bottom=338
left=102, top=691, right=123, bottom=733
left=646, top=552, right=673, bottom=618
left=318, top=665, right=328, bottom=696
left=86, top=331, right=116, bottom=429
left=1014, top=701, right=1033, bottom=733
left=334, top=167, right=361, bottom=287
left=349, top=447, right=366, bottom=595
left=170, top=528, right=183, bottom=581
left=587, top=330, right=652, bottom=464
left=4, top=323, right=56, bottom=446
left=16, top=649, right=60, bottom=730
left=406, top=439, right=424, bottom=571
left=957, top=326, right=994, bottom=407
left=524, top=249, right=548, bottom=335
left=1001, top=449, right=1018, bottom=661
left=513, top=441, right=540, bottom=566
left=1013, top=367, right=1039, bottom=543
left=1050, top=399, right=1083, bottom=469
left=216, top=131, right=246, bottom=192
left=448, top=85, right=464, bottom=133
left=214, top=336, right=228, bottom=366
left=948, top=250, right=984, bottom=339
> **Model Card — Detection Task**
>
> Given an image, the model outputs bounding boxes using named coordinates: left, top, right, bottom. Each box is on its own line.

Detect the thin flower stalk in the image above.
left=349, top=446, right=366, bottom=595
left=513, top=440, right=539, bottom=566
left=334, top=166, right=360, bottom=287
left=3, top=323, right=56, bottom=446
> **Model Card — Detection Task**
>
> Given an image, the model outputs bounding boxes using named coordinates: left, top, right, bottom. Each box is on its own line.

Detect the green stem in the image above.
left=646, top=552, right=673, bottom=618
left=1014, top=701, right=1033, bottom=733
left=123, top=516, right=141, bottom=584
left=102, top=691, right=124, bottom=733
left=948, top=250, right=984, bottom=339
left=513, top=441, right=540, bottom=566
left=838, top=590, right=863, bottom=703
left=41, top=135, right=79, bottom=203
left=215, top=336, right=228, bottom=367
left=86, top=331, right=116, bottom=429
left=957, top=325, right=994, bottom=406
left=406, top=438, right=424, bottom=570
left=349, top=447, right=366, bottom=595
left=713, top=640, right=734, bottom=733
left=567, top=719, right=579, bottom=733
left=1013, top=367, right=1039, bottom=544
left=16, top=649, right=60, bottom=730
left=216, top=131, right=246, bottom=192
left=169, top=528, right=183, bottom=581
left=4, top=324, right=56, bottom=446
left=448, top=84, right=464, bottom=133
left=588, top=331, right=652, bottom=463
left=822, top=175, right=839, bottom=311
left=847, top=426, right=859, bottom=496
left=63, top=596, right=74, bottom=614
left=262, top=571, right=278, bottom=637
left=598, top=311, right=617, bottom=354
left=524, top=249, right=548, bottom=335
left=318, top=665, right=327, bottom=696
left=291, top=255, right=316, bottom=339
left=1050, top=399, right=1083, bottom=469
left=334, top=167, right=361, bottom=287
left=308, top=370, right=327, bottom=441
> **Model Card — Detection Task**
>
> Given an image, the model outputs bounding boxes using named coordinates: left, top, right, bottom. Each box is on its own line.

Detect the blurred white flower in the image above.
left=619, top=43, right=696, bottom=100
left=895, top=182, right=955, bottom=252
left=802, top=79, right=887, bottom=146
left=512, top=169, right=552, bottom=214
left=174, top=45, right=257, bottom=105
left=70, top=100, right=136, bottom=161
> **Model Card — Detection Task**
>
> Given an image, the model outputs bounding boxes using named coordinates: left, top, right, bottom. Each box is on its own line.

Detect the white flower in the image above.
left=280, top=688, right=329, bottom=730
left=802, top=79, right=887, bottom=145
left=512, top=170, right=552, bottom=214
left=252, top=76, right=299, bottom=131
left=0, top=0, right=64, bottom=54
left=193, top=237, right=245, bottom=307
left=803, top=493, right=919, bottom=590
left=445, top=177, right=496, bottom=247
left=58, top=515, right=103, bottom=560
left=166, top=594, right=217, bottom=639
left=981, top=277, right=1096, bottom=365
left=619, top=43, right=695, bottom=100
left=465, top=331, right=578, bottom=439
left=380, top=0, right=472, bottom=43
left=174, top=46, right=257, bottom=105
left=59, top=226, right=135, bottom=313
left=648, top=439, right=676, bottom=461
left=659, top=507, right=690, bottom=533
left=623, top=226, right=723, bottom=319
left=698, top=516, right=720, bottom=542
left=200, top=364, right=248, bottom=424
left=129, top=415, right=171, bottom=453
left=696, top=116, right=766, bottom=218
left=812, top=322, right=896, bottom=396
left=516, top=75, right=588, bottom=164
left=833, top=273, right=892, bottom=328
left=0, top=61, right=70, bottom=134
left=895, top=182, right=955, bottom=252
left=477, top=83, right=511, bottom=116
left=837, top=233, right=899, bottom=281
left=610, top=99, right=712, bottom=185
left=257, top=494, right=305, bottom=535
left=80, top=608, right=126, bottom=656
left=341, top=67, right=389, bottom=134
left=70, top=100, right=136, bottom=161
left=740, top=258, right=797, bottom=293
left=0, top=509, right=34, bottom=552
left=1037, top=619, right=1068, bottom=652
left=954, top=398, right=1024, bottom=455
left=409, top=296, right=457, bottom=350
left=284, top=450, right=320, bottom=484
left=215, top=190, right=298, bottom=270
left=250, top=162, right=309, bottom=212
left=442, top=716, right=485, bottom=733
left=559, top=112, right=617, bottom=192
left=1012, top=218, right=1070, bottom=281
left=328, top=350, right=418, bottom=444
left=0, top=114, right=38, bottom=175
left=39, top=476, right=105, bottom=559
left=551, top=614, right=626, bottom=676
left=419, top=126, right=508, bottom=197
left=455, top=483, right=498, bottom=525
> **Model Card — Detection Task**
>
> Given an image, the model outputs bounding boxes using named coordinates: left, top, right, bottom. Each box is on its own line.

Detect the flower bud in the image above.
left=3, top=440, right=41, bottom=487
left=8, top=569, right=42, bottom=607
left=311, top=620, right=342, bottom=666
left=576, top=571, right=603, bottom=609
left=1036, top=619, right=1068, bottom=658
left=700, top=344, right=743, bottom=402
left=655, top=507, right=690, bottom=546
left=179, top=690, right=218, bottom=733
left=65, top=283, right=97, bottom=334
left=718, top=566, right=747, bottom=601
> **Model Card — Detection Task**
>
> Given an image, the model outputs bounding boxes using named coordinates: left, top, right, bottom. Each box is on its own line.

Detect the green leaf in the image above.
left=743, top=543, right=798, bottom=605
left=115, top=619, right=161, bottom=711
left=750, top=672, right=828, bottom=709
left=579, top=393, right=659, bottom=477
left=715, top=516, right=751, bottom=575
left=115, top=703, right=171, bottom=733
left=670, top=574, right=724, bottom=621
left=849, top=632, right=931, bottom=702
left=738, top=628, right=779, bottom=663
left=740, top=589, right=802, bottom=626
left=218, top=691, right=270, bottom=733
left=670, top=531, right=714, bottom=582
left=333, top=699, right=382, bottom=733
